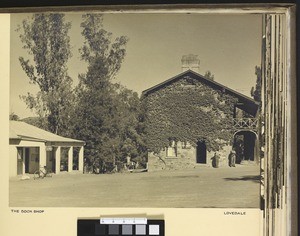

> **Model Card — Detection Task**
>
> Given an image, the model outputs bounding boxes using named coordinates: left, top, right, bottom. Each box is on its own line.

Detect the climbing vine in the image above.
left=143, top=76, right=239, bottom=153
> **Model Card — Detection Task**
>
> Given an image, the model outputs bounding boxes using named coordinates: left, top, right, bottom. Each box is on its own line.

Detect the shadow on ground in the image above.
left=223, top=175, right=260, bottom=183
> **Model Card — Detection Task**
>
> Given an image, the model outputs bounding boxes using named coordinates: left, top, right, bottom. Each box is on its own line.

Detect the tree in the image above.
left=72, top=14, right=130, bottom=171
left=251, top=66, right=264, bottom=149
left=251, top=66, right=262, bottom=102
left=17, top=13, right=74, bottom=135
left=204, top=70, right=214, bottom=81
left=21, top=116, right=44, bottom=128
left=113, top=85, right=147, bottom=166
left=9, top=112, right=20, bottom=121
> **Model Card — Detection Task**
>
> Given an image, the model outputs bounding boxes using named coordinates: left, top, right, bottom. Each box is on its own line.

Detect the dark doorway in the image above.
left=196, top=141, right=207, bottom=164
left=24, top=148, right=30, bottom=173
left=234, top=131, right=257, bottom=163
left=73, top=147, right=80, bottom=170
left=60, top=147, right=69, bottom=171
left=46, top=150, right=56, bottom=172
left=244, top=132, right=256, bottom=161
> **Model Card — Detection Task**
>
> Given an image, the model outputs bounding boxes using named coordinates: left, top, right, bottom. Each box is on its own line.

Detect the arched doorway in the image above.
left=233, top=130, right=258, bottom=164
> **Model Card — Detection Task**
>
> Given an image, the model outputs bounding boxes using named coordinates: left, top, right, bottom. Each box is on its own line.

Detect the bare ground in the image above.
left=9, top=165, right=260, bottom=208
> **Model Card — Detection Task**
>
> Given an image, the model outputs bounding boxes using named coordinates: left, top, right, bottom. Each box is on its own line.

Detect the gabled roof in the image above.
left=9, top=121, right=85, bottom=145
left=142, top=70, right=259, bottom=116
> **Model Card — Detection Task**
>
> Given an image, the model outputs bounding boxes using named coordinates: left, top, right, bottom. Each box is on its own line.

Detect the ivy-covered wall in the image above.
left=143, top=75, right=239, bottom=157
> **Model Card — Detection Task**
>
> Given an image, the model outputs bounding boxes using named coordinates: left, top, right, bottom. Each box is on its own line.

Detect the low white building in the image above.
left=9, top=121, right=85, bottom=177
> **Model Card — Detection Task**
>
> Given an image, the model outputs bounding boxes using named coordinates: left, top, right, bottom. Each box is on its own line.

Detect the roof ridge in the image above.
left=9, top=120, right=85, bottom=144
left=142, top=69, right=259, bottom=105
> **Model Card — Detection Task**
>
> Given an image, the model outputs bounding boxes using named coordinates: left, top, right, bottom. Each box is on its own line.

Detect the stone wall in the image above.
left=148, top=142, right=232, bottom=171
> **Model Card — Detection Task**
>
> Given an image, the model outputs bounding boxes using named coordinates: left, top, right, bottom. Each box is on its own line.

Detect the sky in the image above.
left=10, top=12, right=262, bottom=119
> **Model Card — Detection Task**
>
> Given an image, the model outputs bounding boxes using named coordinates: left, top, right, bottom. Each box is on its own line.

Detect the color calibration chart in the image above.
left=78, top=218, right=165, bottom=236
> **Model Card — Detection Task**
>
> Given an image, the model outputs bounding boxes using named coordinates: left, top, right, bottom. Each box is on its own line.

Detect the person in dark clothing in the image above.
left=211, top=152, right=220, bottom=168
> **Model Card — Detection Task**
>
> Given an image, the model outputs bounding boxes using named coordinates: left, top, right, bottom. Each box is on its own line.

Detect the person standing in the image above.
left=211, top=152, right=220, bottom=168
left=229, top=148, right=236, bottom=167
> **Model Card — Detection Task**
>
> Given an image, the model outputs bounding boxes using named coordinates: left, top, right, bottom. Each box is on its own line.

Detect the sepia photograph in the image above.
left=9, top=12, right=264, bottom=208
left=0, top=3, right=297, bottom=236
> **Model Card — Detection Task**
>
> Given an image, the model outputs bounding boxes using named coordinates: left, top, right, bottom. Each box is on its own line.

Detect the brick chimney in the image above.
left=181, top=54, right=200, bottom=73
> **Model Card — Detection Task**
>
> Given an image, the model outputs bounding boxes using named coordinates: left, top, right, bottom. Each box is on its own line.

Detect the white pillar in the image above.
left=39, top=145, right=47, bottom=167
left=55, top=147, right=61, bottom=174
left=22, top=148, right=25, bottom=174
left=78, top=146, right=84, bottom=173
left=68, top=146, right=73, bottom=172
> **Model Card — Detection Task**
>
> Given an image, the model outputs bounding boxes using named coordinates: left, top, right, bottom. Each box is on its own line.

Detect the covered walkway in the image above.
left=9, top=121, right=85, bottom=177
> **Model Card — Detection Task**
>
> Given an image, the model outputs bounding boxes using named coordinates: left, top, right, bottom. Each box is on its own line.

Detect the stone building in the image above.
left=142, top=57, right=259, bottom=171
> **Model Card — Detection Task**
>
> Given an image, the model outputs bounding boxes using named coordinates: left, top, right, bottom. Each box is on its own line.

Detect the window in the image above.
left=166, top=140, right=178, bottom=158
